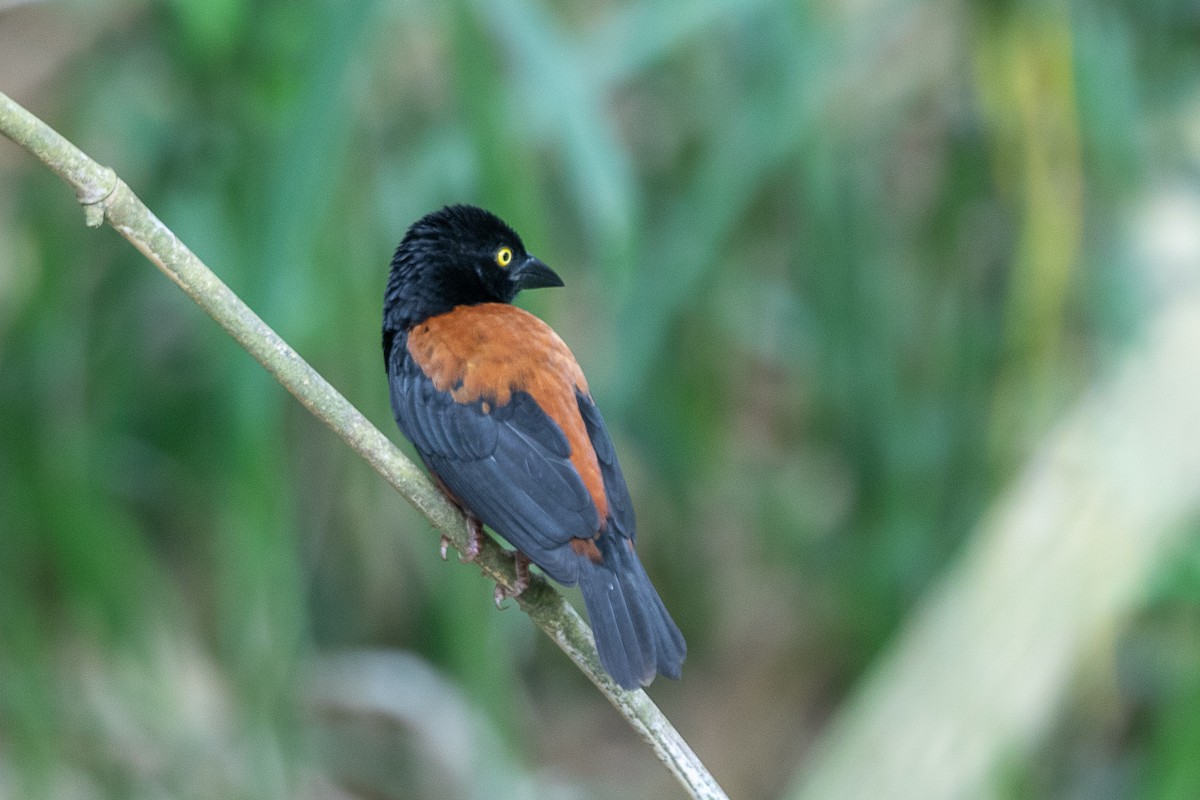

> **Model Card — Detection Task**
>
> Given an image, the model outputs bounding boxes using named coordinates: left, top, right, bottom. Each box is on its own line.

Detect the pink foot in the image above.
left=494, top=552, right=531, bottom=609
left=461, top=515, right=484, bottom=563
left=442, top=515, right=485, bottom=562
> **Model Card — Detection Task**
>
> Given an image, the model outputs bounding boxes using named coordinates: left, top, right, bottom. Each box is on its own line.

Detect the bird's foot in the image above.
left=494, top=552, right=531, bottom=609
left=462, top=516, right=484, bottom=562
left=440, top=515, right=485, bottom=562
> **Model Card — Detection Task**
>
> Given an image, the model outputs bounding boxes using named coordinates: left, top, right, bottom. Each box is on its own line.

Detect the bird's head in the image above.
left=384, top=205, right=563, bottom=333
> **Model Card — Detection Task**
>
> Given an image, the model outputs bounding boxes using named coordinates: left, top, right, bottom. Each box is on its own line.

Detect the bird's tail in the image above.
left=575, top=533, right=686, bottom=690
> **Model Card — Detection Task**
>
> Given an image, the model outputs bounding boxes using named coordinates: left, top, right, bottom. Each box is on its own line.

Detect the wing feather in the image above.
left=390, top=352, right=599, bottom=584
left=577, top=391, right=636, bottom=540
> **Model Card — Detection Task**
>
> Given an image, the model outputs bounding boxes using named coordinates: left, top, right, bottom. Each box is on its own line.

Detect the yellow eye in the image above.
left=495, top=246, right=514, bottom=268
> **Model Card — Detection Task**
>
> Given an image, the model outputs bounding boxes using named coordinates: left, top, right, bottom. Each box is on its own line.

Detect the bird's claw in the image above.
left=494, top=552, right=531, bottom=609
left=439, top=518, right=528, bottom=610
left=441, top=517, right=484, bottom=563
left=460, top=516, right=483, bottom=563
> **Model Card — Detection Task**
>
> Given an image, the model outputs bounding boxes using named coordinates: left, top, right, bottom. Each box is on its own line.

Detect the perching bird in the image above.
left=382, top=205, right=685, bottom=689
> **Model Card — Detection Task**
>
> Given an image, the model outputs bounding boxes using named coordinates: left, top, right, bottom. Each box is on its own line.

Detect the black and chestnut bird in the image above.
left=382, top=205, right=685, bottom=689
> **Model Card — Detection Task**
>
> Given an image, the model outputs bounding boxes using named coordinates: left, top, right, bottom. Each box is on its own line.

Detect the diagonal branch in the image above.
left=0, top=89, right=726, bottom=800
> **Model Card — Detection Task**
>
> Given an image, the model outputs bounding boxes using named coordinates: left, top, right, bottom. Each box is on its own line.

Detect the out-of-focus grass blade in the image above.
left=260, top=0, right=379, bottom=338
left=474, top=0, right=637, bottom=276
left=609, top=0, right=961, bottom=411
left=588, top=0, right=776, bottom=83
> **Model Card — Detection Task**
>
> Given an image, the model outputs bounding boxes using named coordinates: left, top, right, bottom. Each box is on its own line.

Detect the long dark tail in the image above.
left=575, top=533, right=686, bottom=690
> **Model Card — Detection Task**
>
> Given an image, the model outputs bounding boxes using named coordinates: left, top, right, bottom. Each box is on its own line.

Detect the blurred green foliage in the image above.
left=2, top=0, right=1200, bottom=798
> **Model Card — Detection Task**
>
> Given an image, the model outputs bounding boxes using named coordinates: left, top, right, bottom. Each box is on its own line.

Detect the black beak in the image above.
left=510, top=255, right=564, bottom=290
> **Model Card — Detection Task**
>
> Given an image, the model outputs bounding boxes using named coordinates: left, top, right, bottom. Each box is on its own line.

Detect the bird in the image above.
left=382, top=204, right=685, bottom=689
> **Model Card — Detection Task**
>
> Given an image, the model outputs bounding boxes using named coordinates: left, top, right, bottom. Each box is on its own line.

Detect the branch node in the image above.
left=78, top=166, right=118, bottom=228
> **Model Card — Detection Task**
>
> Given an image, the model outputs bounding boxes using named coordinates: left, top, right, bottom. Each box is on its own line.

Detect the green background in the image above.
left=2, top=0, right=1199, bottom=798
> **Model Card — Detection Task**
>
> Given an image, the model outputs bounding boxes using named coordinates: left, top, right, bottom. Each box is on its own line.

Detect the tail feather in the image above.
left=576, top=534, right=686, bottom=689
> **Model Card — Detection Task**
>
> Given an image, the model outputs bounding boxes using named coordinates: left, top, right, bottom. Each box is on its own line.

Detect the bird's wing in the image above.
left=390, top=351, right=600, bottom=583
left=576, top=391, right=636, bottom=541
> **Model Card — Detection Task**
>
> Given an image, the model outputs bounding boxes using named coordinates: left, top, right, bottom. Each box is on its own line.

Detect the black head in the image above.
left=383, top=205, right=563, bottom=336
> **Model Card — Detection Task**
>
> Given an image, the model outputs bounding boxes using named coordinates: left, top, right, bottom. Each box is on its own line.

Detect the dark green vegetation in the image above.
left=1, top=1, right=1199, bottom=798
